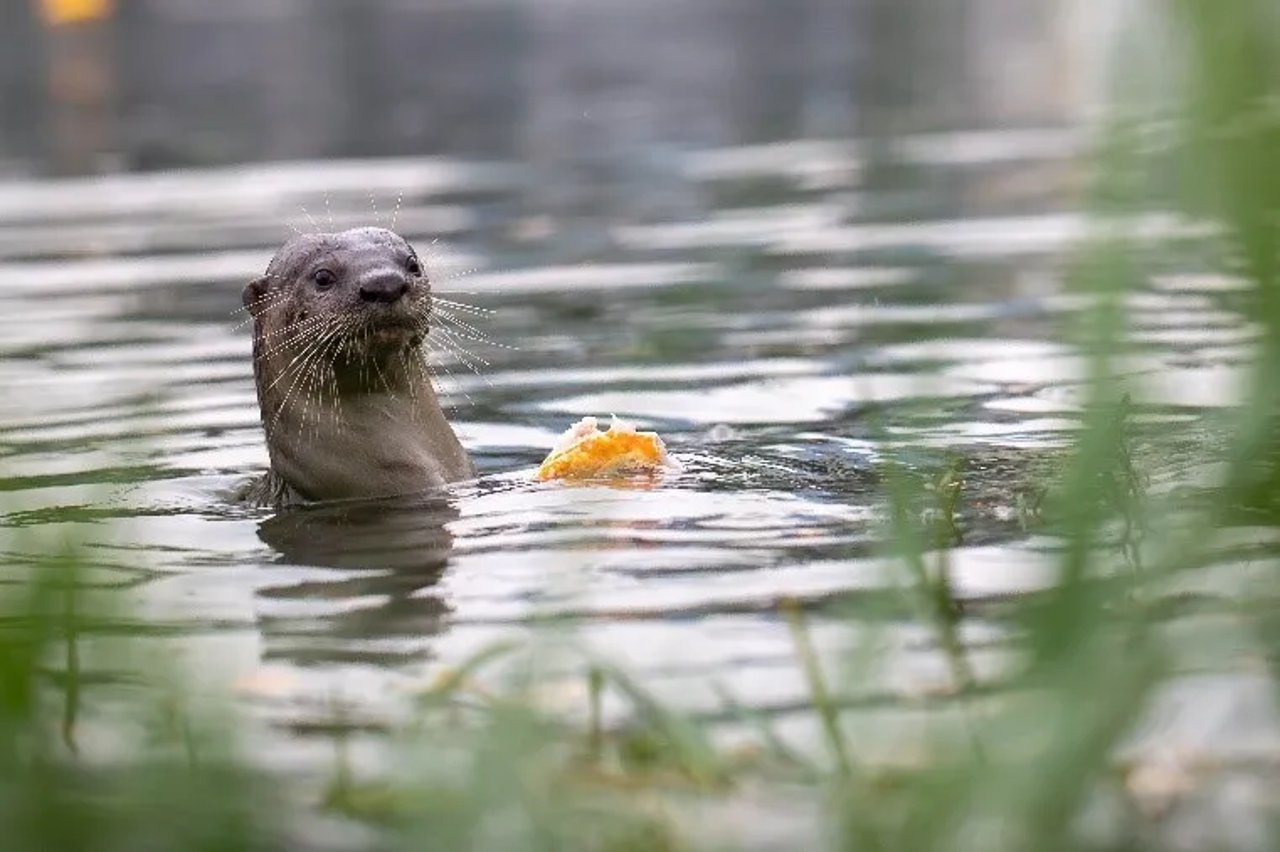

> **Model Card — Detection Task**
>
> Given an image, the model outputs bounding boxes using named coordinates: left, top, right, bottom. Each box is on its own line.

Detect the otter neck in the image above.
left=258, top=345, right=435, bottom=436
left=259, top=346, right=469, bottom=502
left=329, top=347, right=420, bottom=397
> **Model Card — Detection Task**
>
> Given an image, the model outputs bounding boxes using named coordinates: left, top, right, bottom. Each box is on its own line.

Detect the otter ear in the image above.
left=242, top=276, right=273, bottom=317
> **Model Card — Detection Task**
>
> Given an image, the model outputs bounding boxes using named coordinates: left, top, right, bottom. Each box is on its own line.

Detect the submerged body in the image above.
left=240, top=227, right=473, bottom=507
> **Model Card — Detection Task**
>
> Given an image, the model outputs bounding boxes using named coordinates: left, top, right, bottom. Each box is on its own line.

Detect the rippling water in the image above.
left=1, top=133, right=1275, bottom=834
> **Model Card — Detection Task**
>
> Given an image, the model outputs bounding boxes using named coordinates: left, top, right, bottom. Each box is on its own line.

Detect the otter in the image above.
left=239, top=227, right=474, bottom=507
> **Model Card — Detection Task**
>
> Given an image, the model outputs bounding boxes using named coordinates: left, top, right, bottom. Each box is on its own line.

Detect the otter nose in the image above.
left=358, top=273, right=410, bottom=304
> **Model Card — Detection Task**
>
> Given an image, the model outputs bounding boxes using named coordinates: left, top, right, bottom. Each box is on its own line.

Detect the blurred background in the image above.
left=5, top=0, right=1104, bottom=175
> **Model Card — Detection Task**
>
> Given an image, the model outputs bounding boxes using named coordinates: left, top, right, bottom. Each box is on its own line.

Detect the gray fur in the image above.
left=239, top=227, right=474, bottom=507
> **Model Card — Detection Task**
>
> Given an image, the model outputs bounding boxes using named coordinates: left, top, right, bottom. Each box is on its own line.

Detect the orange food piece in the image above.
left=537, top=416, right=673, bottom=480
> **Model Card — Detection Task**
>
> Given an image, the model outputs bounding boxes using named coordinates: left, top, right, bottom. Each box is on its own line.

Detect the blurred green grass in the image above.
left=2, top=3, right=1279, bottom=850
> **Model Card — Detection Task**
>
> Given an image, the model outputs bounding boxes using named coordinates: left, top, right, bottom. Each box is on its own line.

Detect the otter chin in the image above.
left=237, top=226, right=474, bottom=508
left=370, top=326, right=417, bottom=345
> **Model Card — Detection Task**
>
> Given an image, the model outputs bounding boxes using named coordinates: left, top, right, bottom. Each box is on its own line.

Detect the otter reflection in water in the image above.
left=254, top=495, right=459, bottom=666
left=239, top=227, right=475, bottom=508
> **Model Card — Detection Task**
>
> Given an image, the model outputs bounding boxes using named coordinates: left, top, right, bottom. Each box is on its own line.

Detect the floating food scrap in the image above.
left=537, top=416, right=675, bottom=480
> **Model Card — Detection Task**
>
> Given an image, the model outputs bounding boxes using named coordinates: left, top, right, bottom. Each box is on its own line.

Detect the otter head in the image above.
left=241, top=227, right=472, bottom=503
left=243, top=226, right=437, bottom=428
left=244, top=226, right=431, bottom=374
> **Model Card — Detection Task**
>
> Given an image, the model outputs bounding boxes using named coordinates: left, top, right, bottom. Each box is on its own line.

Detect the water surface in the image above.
left=0, top=134, right=1274, bottom=842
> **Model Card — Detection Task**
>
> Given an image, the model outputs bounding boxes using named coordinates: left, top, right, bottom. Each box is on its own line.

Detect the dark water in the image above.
left=0, top=131, right=1275, bottom=844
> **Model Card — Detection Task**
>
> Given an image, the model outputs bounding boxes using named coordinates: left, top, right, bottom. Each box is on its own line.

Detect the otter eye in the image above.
left=312, top=269, right=337, bottom=290
left=406, top=256, right=423, bottom=277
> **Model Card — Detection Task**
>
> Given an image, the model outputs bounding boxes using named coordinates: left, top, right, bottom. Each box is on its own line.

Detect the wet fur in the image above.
left=238, top=227, right=474, bottom=507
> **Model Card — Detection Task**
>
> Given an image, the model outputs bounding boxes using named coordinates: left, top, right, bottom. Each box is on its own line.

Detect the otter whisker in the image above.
left=261, top=317, right=345, bottom=399
left=370, top=350, right=400, bottom=405
left=431, top=297, right=495, bottom=317
left=270, top=322, right=343, bottom=418
left=294, top=322, right=346, bottom=440
left=255, top=309, right=333, bottom=345
left=432, top=309, right=519, bottom=352
left=417, top=344, right=477, bottom=409
left=291, top=319, right=337, bottom=417
left=298, top=204, right=320, bottom=234
left=270, top=346, right=323, bottom=435
left=431, top=306, right=496, bottom=340
left=429, top=265, right=481, bottom=284
left=431, top=288, right=486, bottom=296
left=244, top=301, right=322, bottom=337
left=433, top=326, right=491, bottom=370
left=410, top=311, right=470, bottom=399
left=234, top=278, right=307, bottom=324
left=358, top=326, right=372, bottom=391
left=403, top=318, right=442, bottom=402
left=255, top=306, right=330, bottom=338
left=271, top=319, right=348, bottom=436
left=292, top=357, right=324, bottom=440
left=429, top=327, right=493, bottom=391
left=232, top=281, right=295, bottom=318
left=254, top=314, right=342, bottom=362
left=431, top=316, right=497, bottom=351
left=390, top=190, right=404, bottom=233
left=399, top=347, right=424, bottom=417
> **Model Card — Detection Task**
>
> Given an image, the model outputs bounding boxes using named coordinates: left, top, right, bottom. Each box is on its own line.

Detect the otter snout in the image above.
left=358, top=272, right=411, bottom=305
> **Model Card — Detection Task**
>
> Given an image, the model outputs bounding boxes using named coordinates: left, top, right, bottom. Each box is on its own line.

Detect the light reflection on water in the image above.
left=0, top=132, right=1274, bottom=830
